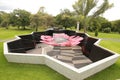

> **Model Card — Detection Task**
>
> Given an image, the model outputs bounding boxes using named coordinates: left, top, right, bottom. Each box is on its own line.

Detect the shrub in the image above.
left=95, top=29, right=98, bottom=36
left=118, top=29, right=120, bottom=34
left=88, top=27, right=94, bottom=32
left=103, top=27, right=111, bottom=33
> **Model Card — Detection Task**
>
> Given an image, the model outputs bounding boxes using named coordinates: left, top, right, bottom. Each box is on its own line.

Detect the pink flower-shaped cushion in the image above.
left=40, top=33, right=83, bottom=46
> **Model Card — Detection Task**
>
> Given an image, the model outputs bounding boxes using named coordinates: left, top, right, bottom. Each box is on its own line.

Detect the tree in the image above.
left=101, top=22, right=112, bottom=30
left=73, top=0, right=113, bottom=33
left=30, top=7, right=55, bottom=31
left=30, top=14, right=41, bottom=32
left=37, top=6, right=45, bottom=14
left=9, top=9, right=31, bottom=29
left=111, top=20, right=120, bottom=33
left=55, top=9, right=76, bottom=29
left=42, top=14, right=55, bottom=28
left=0, top=12, right=3, bottom=24
left=88, top=16, right=108, bottom=31
left=0, top=11, right=10, bottom=29
left=88, top=18, right=101, bottom=32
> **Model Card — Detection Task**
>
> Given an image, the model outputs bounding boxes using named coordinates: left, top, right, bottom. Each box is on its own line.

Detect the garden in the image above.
left=0, top=28, right=120, bottom=80
left=0, top=0, right=120, bottom=79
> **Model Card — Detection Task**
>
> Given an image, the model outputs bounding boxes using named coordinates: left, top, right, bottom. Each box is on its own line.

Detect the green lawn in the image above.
left=0, top=28, right=33, bottom=40
left=0, top=42, right=69, bottom=80
left=88, top=31, right=120, bottom=38
left=0, top=28, right=120, bottom=80
left=100, top=40, right=120, bottom=53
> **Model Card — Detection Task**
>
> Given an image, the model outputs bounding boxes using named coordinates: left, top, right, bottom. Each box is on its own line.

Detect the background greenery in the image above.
left=0, top=0, right=120, bottom=34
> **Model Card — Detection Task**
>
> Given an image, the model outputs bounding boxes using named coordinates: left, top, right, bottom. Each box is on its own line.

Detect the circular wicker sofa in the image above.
left=4, top=30, right=119, bottom=80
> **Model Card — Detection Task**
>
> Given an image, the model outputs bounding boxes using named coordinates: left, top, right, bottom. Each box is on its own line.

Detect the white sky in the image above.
left=0, top=0, right=120, bottom=21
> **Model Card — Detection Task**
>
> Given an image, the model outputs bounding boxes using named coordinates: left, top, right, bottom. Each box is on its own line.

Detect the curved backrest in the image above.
left=32, top=32, right=46, bottom=43
left=81, top=37, right=98, bottom=57
left=89, top=45, right=113, bottom=62
left=7, top=39, right=35, bottom=53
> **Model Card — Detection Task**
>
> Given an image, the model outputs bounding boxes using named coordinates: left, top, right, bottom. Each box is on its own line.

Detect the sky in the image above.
left=0, top=0, right=120, bottom=21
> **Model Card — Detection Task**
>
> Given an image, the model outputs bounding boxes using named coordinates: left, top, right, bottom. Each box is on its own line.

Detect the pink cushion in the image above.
left=40, top=34, right=83, bottom=46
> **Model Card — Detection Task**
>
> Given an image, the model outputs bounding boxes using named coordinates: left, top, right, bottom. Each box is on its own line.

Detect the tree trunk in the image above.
left=35, top=27, right=38, bottom=32
left=23, top=26, right=26, bottom=30
left=84, top=26, right=87, bottom=33
left=5, top=23, right=9, bottom=29
left=76, top=21, right=79, bottom=32
left=83, top=18, right=87, bottom=33
left=35, top=26, right=38, bottom=32
left=18, top=26, right=20, bottom=29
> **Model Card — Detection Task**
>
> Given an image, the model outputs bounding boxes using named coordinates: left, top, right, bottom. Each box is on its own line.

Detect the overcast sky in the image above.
left=0, top=0, right=120, bottom=21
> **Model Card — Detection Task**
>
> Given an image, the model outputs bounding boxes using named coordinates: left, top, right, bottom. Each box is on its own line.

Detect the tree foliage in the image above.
left=0, top=4, right=120, bottom=34
left=0, top=11, right=10, bottom=29
left=30, top=13, right=54, bottom=31
left=9, top=9, right=31, bottom=29
left=101, top=22, right=112, bottom=30
left=73, top=0, right=113, bottom=33
left=30, top=14, right=41, bottom=32
left=111, top=20, right=120, bottom=33
left=55, top=9, right=76, bottom=29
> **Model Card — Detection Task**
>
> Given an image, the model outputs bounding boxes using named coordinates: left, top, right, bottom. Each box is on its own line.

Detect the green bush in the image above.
left=103, top=27, right=111, bottom=33
left=88, top=27, right=94, bottom=32
left=95, top=29, right=98, bottom=36
left=118, top=29, right=120, bottom=34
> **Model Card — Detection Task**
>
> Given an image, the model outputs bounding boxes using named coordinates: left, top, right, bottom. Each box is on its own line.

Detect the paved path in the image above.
left=0, top=38, right=15, bottom=42
left=100, top=38, right=120, bottom=42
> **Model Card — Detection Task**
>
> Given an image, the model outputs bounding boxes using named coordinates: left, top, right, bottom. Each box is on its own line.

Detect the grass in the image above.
left=0, top=27, right=45, bottom=40
left=0, top=27, right=120, bottom=80
left=88, top=31, right=120, bottom=38
left=0, top=28, right=33, bottom=40
left=100, top=40, right=120, bottom=53
left=0, top=42, right=69, bottom=80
